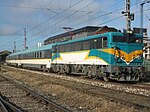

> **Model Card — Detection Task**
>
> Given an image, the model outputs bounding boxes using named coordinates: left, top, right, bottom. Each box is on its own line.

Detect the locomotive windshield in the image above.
left=113, top=36, right=142, bottom=44
left=129, top=37, right=142, bottom=43
left=113, top=36, right=126, bottom=42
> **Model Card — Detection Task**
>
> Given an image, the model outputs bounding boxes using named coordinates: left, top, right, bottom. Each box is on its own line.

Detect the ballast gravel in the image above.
left=0, top=66, right=150, bottom=112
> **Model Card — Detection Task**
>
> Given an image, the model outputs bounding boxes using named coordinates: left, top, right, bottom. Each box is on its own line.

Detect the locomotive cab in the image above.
left=108, top=32, right=144, bottom=81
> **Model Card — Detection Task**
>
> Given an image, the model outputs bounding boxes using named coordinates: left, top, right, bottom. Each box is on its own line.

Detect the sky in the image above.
left=0, top=0, right=150, bottom=52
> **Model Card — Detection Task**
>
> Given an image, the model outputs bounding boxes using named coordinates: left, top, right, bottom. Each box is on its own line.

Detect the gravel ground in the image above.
left=6, top=66, right=150, bottom=97
left=0, top=66, right=150, bottom=112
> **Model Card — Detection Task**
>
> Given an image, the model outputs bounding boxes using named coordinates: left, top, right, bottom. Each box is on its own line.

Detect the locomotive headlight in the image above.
left=138, top=56, right=142, bottom=60
left=121, top=54, right=125, bottom=60
left=121, top=56, right=125, bottom=60
left=132, top=55, right=135, bottom=59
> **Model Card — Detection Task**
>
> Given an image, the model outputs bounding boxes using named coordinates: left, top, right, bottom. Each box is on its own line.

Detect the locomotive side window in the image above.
left=65, top=44, right=71, bottom=52
left=90, top=38, right=102, bottom=49
left=59, top=45, right=64, bottom=52
left=73, top=42, right=82, bottom=51
left=91, top=39, right=98, bottom=49
left=57, top=45, right=63, bottom=52
left=44, top=50, right=52, bottom=58
left=102, top=37, right=107, bottom=48
left=82, top=40, right=90, bottom=50
left=97, top=38, right=102, bottom=48
left=130, top=37, right=142, bottom=43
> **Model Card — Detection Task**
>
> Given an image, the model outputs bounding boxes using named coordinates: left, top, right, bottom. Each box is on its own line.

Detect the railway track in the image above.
left=1, top=65, right=150, bottom=96
left=1, top=65, right=150, bottom=111
left=0, top=73, right=70, bottom=112
left=0, top=94, right=23, bottom=112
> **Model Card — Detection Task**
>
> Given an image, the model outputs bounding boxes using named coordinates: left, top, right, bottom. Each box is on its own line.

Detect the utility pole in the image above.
left=24, top=28, right=27, bottom=49
left=122, top=0, right=134, bottom=32
left=13, top=41, right=16, bottom=53
left=126, top=0, right=131, bottom=31
left=140, top=0, right=150, bottom=35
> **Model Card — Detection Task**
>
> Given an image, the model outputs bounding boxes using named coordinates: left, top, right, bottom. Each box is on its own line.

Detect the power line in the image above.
left=16, top=0, right=98, bottom=47
left=25, top=0, right=84, bottom=33
left=11, top=0, right=85, bottom=46
left=26, top=2, right=122, bottom=40
left=0, top=3, right=118, bottom=14
left=13, top=0, right=119, bottom=39
left=145, top=13, right=150, bottom=21
left=10, top=0, right=146, bottom=48
left=27, top=8, right=150, bottom=46
left=0, top=4, right=58, bottom=14
left=27, top=0, right=97, bottom=40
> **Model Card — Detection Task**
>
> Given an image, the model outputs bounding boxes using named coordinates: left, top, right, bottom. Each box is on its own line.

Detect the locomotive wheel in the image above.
left=64, top=65, right=70, bottom=74
left=42, top=65, right=47, bottom=72
left=103, top=76, right=109, bottom=81
left=103, top=73, right=109, bottom=81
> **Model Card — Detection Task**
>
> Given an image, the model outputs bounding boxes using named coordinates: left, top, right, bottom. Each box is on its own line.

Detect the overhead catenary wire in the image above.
left=8, top=0, right=115, bottom=40
left=145, top=13, right=150, bottom=21
left=27, top=0, right=140, bottom=41
left=2, top=0, right=148, bottom=49
left=9, top=0, right=85, bottom=47
left=16, top=0, right=99, bottom=47
left=14, top=0, right=140, bottom=47
left=25, top=0, right=85, bottom=33
left=26, top=8, right=150, bottom=47
left=26, top=0, right=98, bottom=40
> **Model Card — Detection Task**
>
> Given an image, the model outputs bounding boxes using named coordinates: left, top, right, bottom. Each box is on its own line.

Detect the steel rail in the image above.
left=0, top=99, right=8, bottom=112
left=2, top=66, right=150, bottom=110
left=0, top=74, right=70, bottom=112
left=0, top=96, right=23, bottom=112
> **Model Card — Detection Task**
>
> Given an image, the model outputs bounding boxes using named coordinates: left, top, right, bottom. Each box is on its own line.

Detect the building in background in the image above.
left=133, top=27, right=150, bottom=60
left=44, top=26, right=118, bottom=45
left=0, top=50, right=11, bottom=62
left=143, top=39, right=150, bottom=60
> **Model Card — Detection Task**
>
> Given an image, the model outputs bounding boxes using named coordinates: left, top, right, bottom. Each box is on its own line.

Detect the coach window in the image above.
left=35, top=52, right=36, bottom=58
left=102, top=37, right=107, bottom=48
left=73, top=42, right=82, bottom=51
left=39, top=52, right=42, bottom=58
left=82, top=40, right=90, bottom=50
left=27, top=53, right=29, bottom=58
left=32, top=52, right=34, bottom=58
left=37, top=52, right=39, bottom=58
left=44, top=50, right=47, bottom=58
left=41, top=51, right=44, bottom=58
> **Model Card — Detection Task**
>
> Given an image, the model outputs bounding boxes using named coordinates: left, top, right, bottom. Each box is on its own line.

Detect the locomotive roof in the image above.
left=54, top=32, right=120, bottom=46
left=9, top=44, right=53, bottom=56
left=54, top=32, right=142, bottom=46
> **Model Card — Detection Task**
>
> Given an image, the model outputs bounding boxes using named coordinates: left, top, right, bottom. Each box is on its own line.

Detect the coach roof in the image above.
left=9, top=44, right=53, bottom=56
